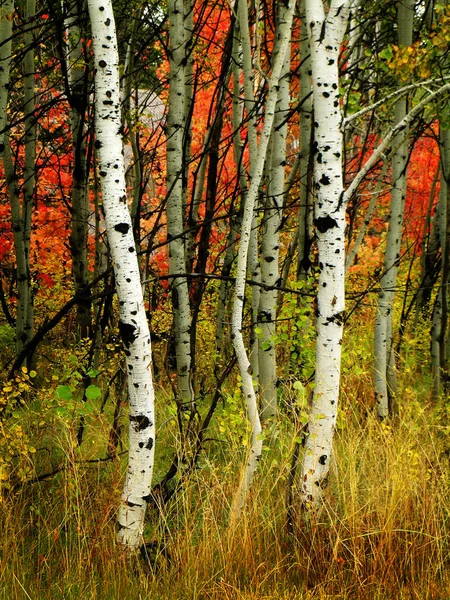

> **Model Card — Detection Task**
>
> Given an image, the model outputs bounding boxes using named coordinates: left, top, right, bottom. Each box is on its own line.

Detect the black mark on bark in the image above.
left=314, top=215, right=338, bottom=233
left=119, top=320, right=138, bottom=347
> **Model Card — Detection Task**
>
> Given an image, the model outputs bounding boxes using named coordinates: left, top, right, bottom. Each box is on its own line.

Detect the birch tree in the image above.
left=299, top=0, right=350, bottom=508
left=167, top=0, right=195, bottom=414
left=236, top=0, right=262, bottom=383
left=257, top=3, right=291, bottom=421
left=1, top=0, right=35, bottom=365
left=231, top=0, right=297, bottom=517
left=64, top=0, right=92, bottom=338
left=87, top=0, right=155, bottom=549
left=373, top=0, right=414, bottom=419
left=431, top=129, right=450, bottom=398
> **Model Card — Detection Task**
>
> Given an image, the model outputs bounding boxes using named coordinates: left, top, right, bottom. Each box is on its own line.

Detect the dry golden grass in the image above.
left=1, top=352, right=450, bottom=600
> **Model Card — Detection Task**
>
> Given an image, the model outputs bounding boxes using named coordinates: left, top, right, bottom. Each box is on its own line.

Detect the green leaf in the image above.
left=56, top=385, right=73, bottom=401
left=379, top=46, right=393, bottom=60
left=293, top=381, right=304, bottom=391
left=86, top=369, right=100, bottom=378
left=85, top=385, right=101, bottom=400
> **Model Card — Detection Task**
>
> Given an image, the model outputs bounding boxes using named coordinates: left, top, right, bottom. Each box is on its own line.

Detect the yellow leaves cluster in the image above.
left=0, top=369, right=39, bottom=494
left=387, top=43, right=432, bottom=81
left=386, top=7, right=450, bottom=81
left=0, top=367, right=35, bottom=408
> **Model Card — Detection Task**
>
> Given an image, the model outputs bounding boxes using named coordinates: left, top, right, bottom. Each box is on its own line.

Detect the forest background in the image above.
left=1, top=0, right=450, bottom=598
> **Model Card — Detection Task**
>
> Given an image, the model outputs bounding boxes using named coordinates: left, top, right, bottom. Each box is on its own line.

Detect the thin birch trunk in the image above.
left=237, top=0, right=261, bottom=383
left=299, top=0, right=350, bottom=508
left=87, top=0, right=155, bottom=549
left=167, top=0, right=194, bottom=412
left=297, top=7, right=313, bottom=279
left=374, top=0, right=414, bottom=419
left=258, top=4, right=291, bottom=421
left=1, top=0, right=35, bottom=364
left=435, top=129, right=450, bottom=397
left=65, top=0, right=91, bottom=338
left=215, top=26, right=247, bottom=359
left=231, top=0, right=297, bottom=517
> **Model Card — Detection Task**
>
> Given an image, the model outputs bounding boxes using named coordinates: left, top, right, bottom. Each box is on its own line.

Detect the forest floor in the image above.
left=0, top=324, right=449, bottom=599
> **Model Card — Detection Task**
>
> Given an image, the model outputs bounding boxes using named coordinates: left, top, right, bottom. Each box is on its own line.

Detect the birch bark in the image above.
left=297, top=6, right=313, bottom=279
left=167, top=0, right=194, bottom=411
left=237, top=0, right=261, bottom=383
left=373, top=0, right=414, bottom=419
left=231, top=0, right=297, bottom=517
left=65, top=0, right=91, bottom=338
left=299, top=0, right=350, bottom=508
left=87, top=0, right=155, bottom=549
left=215, top=26, right=246, bottom=361
left=258, top=2, right=291, bottom=421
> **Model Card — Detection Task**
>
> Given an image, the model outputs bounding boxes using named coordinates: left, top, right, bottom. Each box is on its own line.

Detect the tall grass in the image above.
left=1, top=339, right=450, bottom=598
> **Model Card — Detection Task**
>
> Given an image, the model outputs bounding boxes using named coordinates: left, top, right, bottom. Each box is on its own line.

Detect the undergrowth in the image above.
left=0, top=326, right=449, bottom=599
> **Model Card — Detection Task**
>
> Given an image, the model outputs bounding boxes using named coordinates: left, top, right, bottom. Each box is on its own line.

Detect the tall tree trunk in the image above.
left=297, top=7, right=313, bottom=280
left=1, top=0, right=35, bottom=366
left=299, top=0, right=350, bottom=508
left=65, top=0, right=92, bottom=338
left=433, top=129, right=450, bottom=397
left=237, top=0, right=261, bottom=383
left=231, top=0, right=297, bottom=517
left=258, top=3, right=291, bottom=421
left=373, top=0, right=414, bottom=419
left=87, top=0, right=155, bottom=549
left=167, top=0, right=195, bottom=414
left=215, top=23, right=248, bottom=361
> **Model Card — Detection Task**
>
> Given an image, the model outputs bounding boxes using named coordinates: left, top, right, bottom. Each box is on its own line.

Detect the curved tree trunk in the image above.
left=231, top=0, right=297, bottom=518
left=87, top=0, right=155, bottom=550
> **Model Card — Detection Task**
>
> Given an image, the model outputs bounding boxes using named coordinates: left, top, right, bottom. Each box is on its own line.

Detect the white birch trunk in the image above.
left=299, top=0, right=350, bottom=508
left=237, top=0, right=261, bottom=382
left=167, top=0, right=194, bottom=409
left=215, top=30, right=246, bottom=360
left=373, top=0, right=414, bottom=419
left=231, top=0, right=297, bottom=517
left=87, top=0, right=155, bottom=549
left=297, top=3, right=313, bottom=279
left=258, top=4, right=291, bottom=421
